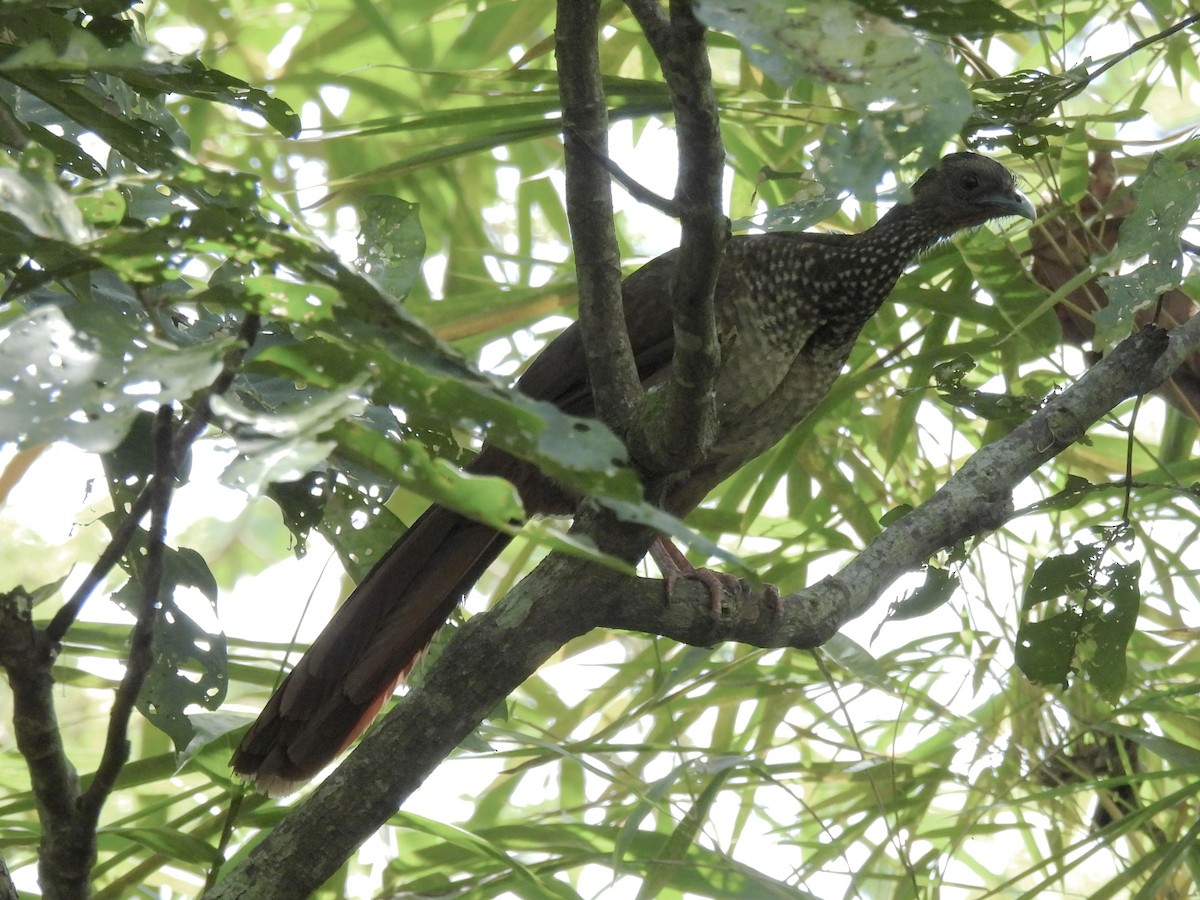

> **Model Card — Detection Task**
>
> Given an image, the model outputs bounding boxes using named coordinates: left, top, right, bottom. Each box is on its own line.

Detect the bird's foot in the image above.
left=649, top=538, right=781, bottom=618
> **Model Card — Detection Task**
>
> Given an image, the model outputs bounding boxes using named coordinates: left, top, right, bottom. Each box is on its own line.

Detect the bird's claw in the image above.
left=663, top=565, right=745, bottom=616
left=649, top=537, right=781, bottom=619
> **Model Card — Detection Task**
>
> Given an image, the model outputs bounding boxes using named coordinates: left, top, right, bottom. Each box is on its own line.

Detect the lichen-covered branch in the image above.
left=624, top=0, right=729, bottom=474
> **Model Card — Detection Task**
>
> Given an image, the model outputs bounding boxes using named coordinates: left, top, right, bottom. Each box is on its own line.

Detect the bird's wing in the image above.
left=516, top=249, right=680, bottom=413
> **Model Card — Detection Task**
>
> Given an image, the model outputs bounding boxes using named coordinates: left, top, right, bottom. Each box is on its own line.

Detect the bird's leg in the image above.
left=649, top=538, right=785, bottom=618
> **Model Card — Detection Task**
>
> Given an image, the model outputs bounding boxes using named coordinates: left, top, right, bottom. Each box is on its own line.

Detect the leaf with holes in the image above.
left=1096, top=145, right=1200, bottom=346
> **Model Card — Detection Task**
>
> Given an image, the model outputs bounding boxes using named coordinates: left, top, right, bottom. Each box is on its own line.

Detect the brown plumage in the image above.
left=231, top=152, right=1035, bottom=795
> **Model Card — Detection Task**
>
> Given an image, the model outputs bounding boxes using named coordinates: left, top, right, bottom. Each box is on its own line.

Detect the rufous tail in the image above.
left=230, top=504, right=510, bottom=796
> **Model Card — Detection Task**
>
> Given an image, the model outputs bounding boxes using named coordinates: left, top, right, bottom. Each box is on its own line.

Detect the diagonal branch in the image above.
left=569, top=131, right=682, bottom=217
left=204, top=515, right=640, bottom=899
left=1146, top=304, right=1200, bottom=384
left=597, top=324, right=1179, bottom=645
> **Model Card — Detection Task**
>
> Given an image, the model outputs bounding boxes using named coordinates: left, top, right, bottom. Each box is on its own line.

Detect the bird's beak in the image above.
left=998, top=188, right=1037, bottom=222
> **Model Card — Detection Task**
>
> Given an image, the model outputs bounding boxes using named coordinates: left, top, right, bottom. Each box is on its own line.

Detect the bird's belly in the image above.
left=711, top=328, right=800, bottom=418
left=710, top=338, right=855, bottom=469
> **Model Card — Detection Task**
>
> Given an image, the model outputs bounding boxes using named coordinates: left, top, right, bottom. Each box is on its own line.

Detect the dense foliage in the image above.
left=0, top=1, right=1198, bottom=897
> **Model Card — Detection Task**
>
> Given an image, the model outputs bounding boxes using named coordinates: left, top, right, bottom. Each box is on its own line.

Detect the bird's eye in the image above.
left=960, top=173, right=980, bottom=191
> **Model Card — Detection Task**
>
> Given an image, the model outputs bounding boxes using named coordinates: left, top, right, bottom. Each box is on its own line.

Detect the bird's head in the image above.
left=910, top=152, right=1036, bottom=232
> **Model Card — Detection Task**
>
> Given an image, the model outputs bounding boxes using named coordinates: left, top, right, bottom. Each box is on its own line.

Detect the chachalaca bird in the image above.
left=231, top=151, right=1035, bottom=795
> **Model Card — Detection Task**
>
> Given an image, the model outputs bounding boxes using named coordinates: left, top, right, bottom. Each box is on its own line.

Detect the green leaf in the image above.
left=1097, top=724, right=1200, bottom=771
left=1023, top=543, right=1103, bottom=611
left=0, top=9, right=298, bottom=137
left=822, top=633, right=888, bottom=682
left=110, top=543, right=228, bottom=752
left=1024, top=474, right=1094, bottom=514
left=1015, top=608, right=1081, bottom=688
left=697, top=0, right=971, bottom=179
left=100, top=411, right=158, bottom=514
left=973, top=67, right=1091, bottom=121
left=929, top=353, right=1038, bottom=421
left=636, top=759, right=738, bottom=900
left=214, top=379, right=368, bottom=489
left=1017, top=552, right=1140, bottom=697
left=887, top=567, right=960, bottom=621
left=121, top=57, right=300, bottom=138
left=0, top=304, right=234, bottom=452
left=878, top=503, right=914, bottom=526
left=390, top=812, right=578, bottom=900
left=102, top=826, right=221, bottom=865
left=3, top=72, right=183, bottom=171
left=1059, top=123, right=1093, bottom=205
left=255, top=337, right=642, bottom=508
left=854, top=0, right=1036, bottom=36
left=356, top=195, right=427, bottom=300
left=0, top=166, right=91, bottom=243
left=331, top=419, right=525, bottom=528
left=1082, top=561, right=1141, bottom=700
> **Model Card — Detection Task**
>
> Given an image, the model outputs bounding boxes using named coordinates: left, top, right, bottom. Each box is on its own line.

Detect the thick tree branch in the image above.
left=556, top=1, right=642, bottom=436
left=1146, top=304, right=1200, bottom=385
left=625, top=0, right=729, bottom=475
left=0, top=589, right=91, bottom=897
left=0, top=855, right=15, bottom=900
left=204, top=516, right=643, bottom=899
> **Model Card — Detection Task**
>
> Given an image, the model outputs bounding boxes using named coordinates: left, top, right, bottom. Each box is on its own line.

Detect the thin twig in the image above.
left=80, top=404, right=176, bottom=820
left=568, top=127, right=682, bottom=217
left=958, top=13, right=1200, bottom=109
left=1086, top=13, right=1200, bottom=84
left=46, top=313, right=261, bottom=642
left=811, top=650, right=919, bottom=888
left=203, top=790, right=245, bottom=892
left=1121, top=391, right=1145, bottom=523
left=1120, top=297, right=1169, bottom=521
